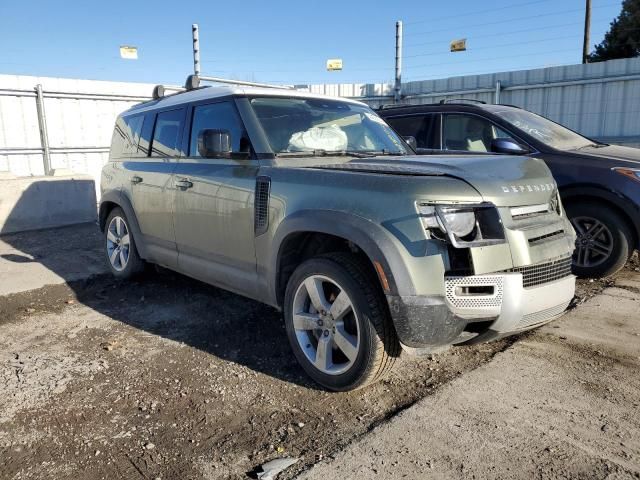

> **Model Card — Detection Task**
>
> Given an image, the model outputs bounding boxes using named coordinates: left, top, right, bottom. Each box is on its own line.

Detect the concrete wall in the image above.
left=0, top=174, right=97, bottom=234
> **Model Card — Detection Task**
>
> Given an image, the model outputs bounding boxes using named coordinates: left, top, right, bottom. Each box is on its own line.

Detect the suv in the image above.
left=379, top=101, right=640, bottom=278
left=100, top=77, right=576, bottom=391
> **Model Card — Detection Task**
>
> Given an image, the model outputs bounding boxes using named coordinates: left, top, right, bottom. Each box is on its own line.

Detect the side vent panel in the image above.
left=254, top=176, right=271, bottom=236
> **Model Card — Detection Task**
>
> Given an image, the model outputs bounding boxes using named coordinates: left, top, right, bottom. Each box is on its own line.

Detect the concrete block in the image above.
left=0, top=175, right=96, bottom=234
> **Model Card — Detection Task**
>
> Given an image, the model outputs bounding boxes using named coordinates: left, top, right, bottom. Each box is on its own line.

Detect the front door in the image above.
left=125, top=108, right=186, bottom=269
left=173, top=99, right=259, bottom=297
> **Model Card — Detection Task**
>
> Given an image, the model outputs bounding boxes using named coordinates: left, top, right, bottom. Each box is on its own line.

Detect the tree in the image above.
left=588, top=0, right=640, bottom=62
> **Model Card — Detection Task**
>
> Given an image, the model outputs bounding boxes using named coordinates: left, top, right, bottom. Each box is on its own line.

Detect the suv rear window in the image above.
left=385, top=114, right=439, bottom=149
left=150, top=109, right=185, bottom=157
left=110, top=114, right=144, bottom=159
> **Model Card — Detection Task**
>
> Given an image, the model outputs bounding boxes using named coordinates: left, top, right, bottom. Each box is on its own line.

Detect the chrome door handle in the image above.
left=175, top=178, right=193, bottom=190
left=131, top=175, right=143, bottom=184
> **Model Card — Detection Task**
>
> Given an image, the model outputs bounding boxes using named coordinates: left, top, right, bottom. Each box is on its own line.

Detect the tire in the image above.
left=565, top=201, right=634, bottom=278
left=104, top=207, right=145, bottom=279
left=283, top=252, right=399, bottom=391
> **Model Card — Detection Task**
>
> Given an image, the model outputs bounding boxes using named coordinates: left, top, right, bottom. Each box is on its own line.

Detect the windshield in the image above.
left=491, top=107, right=593, bottom=151
left=249, top=97, right=410, bottom=156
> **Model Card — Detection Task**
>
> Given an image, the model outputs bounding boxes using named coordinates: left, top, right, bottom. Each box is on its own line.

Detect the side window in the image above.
left=150, top=109, right=185, bottom=157
left=110, top=114, right=144, bottom=159
left=137, top=113, right=154, bottom=157
left=443, top=114, right=517, bottom=152
left=385, top=114, right=439, bottom=149
left=189, top=101, right=247, bottom=157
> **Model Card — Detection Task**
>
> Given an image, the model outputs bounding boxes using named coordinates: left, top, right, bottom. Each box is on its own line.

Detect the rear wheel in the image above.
left=566, top=202, right=633, bottom=278
left=283, top=253, right=399, bottom=391
left=104, top=207, right=144, bottom=279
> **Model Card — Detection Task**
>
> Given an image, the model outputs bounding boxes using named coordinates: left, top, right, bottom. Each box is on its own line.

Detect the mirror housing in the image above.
left=403, top=136, right=417, bottom=150
left=491, top=138, right=528, bottom=155
left=198, top=129, right=232, bottom=158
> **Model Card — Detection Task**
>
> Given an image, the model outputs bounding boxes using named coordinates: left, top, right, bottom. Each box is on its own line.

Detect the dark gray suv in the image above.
left=380, top=101, right=640, bottom=278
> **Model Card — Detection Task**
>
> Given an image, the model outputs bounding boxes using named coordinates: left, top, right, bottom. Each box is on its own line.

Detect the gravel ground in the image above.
left=0, top=226, right=637, bottom=480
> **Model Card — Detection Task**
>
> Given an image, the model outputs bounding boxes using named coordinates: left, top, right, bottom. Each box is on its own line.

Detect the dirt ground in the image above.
left=0, top=230, right=638, bottom=479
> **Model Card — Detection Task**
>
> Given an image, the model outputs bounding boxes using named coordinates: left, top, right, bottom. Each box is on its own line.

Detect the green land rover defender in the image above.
left=100, top=76, right=576, bottom=391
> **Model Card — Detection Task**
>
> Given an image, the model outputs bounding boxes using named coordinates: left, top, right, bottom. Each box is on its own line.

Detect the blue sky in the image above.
left=0, top=0, right=624, bottom=86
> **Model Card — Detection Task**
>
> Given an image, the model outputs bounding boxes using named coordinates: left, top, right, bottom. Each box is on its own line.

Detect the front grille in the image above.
left=508, top=256, right=573, bottom=288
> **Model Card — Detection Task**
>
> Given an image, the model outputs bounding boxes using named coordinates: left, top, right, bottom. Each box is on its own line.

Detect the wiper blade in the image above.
left=275, top=149, right=406, bottom=158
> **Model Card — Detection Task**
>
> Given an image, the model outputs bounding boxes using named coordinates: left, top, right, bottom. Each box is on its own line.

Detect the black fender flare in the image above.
left=98, top=190, right=150, bottom=259
left=269, top=210, right=416, bottom=306
left=560, top=185, right=640, bottom=247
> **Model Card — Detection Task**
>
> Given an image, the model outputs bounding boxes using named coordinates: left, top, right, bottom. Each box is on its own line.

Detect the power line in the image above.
left=404, top=34, right=585, bottom=60
left=404, top=0, right=557, bottom=25
left=404, top=21, right=586, bottom=48
left=404, top=2, right=620, bottom=37
left=405, top=47, right=580, bottom=72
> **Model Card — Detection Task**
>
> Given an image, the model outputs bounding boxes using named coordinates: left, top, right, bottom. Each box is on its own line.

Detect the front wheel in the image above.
left=566, top=202, right=634, bottom=278
left=283, top=253, right=399, bottom=391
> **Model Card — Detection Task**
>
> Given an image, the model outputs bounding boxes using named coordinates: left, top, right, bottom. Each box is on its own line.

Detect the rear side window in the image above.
left=110, top=114, right=144, bottom=159
left=385, top=114, right=440, bottom=149
left=150, top=109, right=185, bottom=157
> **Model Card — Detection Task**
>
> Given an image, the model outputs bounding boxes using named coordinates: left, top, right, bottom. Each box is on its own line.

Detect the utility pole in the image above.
left=394, top=20, right=403, bottom=103
left=192, top=23, right=201, bottom=75
left=582, top=0, right=591, bottom=64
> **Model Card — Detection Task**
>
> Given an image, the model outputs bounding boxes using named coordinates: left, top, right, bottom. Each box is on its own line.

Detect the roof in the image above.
left=378, top=102, right=521, bottom=115
left=125, top=84, right=368, bottom=115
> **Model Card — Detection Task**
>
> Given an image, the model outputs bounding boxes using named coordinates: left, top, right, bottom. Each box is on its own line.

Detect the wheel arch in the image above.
left=560, top=185, right=640, bottom=249
left=98, top=190, right=150, bottom=259
left=270, top=210, right=413, bottom=308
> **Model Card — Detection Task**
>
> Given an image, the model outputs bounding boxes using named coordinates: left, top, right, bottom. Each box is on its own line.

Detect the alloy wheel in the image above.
left=571, top=216, right=614, bottom=268
left=292, top=275, right=360, bottom=376
left=106, top=216, right=131, bottom=272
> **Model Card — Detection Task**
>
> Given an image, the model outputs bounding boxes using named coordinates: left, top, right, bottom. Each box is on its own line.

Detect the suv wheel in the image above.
left=283, top=253, right=399, bottom=391
left=566, top=202, right=633, bottom=278
left=104, top=207, right=144, bottom=279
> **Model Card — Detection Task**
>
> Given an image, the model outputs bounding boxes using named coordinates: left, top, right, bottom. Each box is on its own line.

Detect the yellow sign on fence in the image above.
left=450, top=39, right=467, bottom=52
left=120, top=46, right=138, bottom=60
left=326, top=59, right=343, bottom=71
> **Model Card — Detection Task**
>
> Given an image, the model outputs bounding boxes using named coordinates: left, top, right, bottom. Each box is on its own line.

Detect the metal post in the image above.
left=582, top=0, right=591, bottom=64
left=192, top=23, right=201, bottom=75
left=495, top=80, right=501, bottom=104
left=35, top=84, right=52, bottom=176
left=394, top=20, right=403, bottom=104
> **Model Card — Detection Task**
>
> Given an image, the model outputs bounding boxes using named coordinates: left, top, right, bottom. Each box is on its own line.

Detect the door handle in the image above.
left=131, top=175, right=143, bottom=184
left=175, top=178, right=193, bottom=190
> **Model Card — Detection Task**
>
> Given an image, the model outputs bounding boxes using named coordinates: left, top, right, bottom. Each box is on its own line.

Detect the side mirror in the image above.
left=403, top=136, right=417, bottom=150
left=491, top=138, right=528, bottom=155
left=198, top=129, right=232, bottom=158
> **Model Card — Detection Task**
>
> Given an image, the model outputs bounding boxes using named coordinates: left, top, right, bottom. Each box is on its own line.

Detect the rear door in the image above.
left=125, top=108, right=186, bottom=269
left=172, top=98, right=259, bottom=297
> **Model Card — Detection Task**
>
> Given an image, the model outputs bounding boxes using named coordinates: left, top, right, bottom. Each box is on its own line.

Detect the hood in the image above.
left=567, top=144, right=640, bottom=166
left=312, top=154, right=557, bottom=207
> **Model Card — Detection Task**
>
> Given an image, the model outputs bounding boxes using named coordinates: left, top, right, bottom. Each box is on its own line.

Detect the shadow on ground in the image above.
left=1, top=221, right=319, bottom=390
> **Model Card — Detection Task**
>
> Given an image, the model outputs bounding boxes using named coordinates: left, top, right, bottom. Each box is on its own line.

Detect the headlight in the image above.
left=417, top=202, right=505, bottom=248
left=613, top=167, right=640, bottom=183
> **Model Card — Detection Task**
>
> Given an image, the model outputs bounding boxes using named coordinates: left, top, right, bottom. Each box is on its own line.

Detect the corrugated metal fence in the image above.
left=1, top=57, right=639, bottom=187
left=310, top=57, right=640, bottom=147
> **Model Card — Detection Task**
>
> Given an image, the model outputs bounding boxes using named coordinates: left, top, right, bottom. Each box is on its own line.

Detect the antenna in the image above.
left=185, top=74, right=294, bottom=91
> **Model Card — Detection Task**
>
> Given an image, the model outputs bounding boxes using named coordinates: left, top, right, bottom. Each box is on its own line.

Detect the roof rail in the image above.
left=439, top=98, right=486, bottom=105
left=152, top=84, right=187, bottom=100
left=185, top=74, right=294, bottom=91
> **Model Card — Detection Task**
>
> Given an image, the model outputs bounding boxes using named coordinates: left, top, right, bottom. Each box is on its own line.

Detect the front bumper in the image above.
left=388, top=269, right=575, bottom=351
